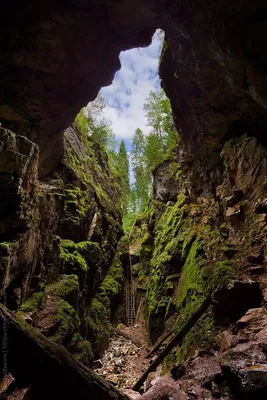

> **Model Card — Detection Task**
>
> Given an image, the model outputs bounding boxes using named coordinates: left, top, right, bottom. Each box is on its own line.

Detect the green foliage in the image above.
left=143, top=89, right=179, bottom=171
left=129, top=89, right=179, bottom=219
left=74, top=108, right=89, bottom=140
left=116, top=140, right=130, bottom=214
left=123, top=213, right=136, bottom=234
left=131, top=128, right=151, bottom=213
left=74, top=94, right=116, bottom=153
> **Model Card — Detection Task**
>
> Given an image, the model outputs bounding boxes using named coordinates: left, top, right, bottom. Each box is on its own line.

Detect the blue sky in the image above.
left=99, top=30, right=163, bottom=151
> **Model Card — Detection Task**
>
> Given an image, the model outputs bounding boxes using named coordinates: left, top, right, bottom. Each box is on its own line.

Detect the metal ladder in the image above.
left=125, top=224, right=136, bottom=326
left=125, top=280, right=135, bottom=326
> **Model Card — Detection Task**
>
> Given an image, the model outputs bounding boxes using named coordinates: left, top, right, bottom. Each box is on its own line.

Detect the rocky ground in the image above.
left=94, top=306, right=267, bottom=400
left=93, top=320, right=156, bottom=390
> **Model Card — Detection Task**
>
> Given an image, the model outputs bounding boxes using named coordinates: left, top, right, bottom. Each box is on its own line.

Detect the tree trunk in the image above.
left=145, top=329, right=174, bottom=359
left=132, top=297, right=211, bottom=392
left=0, top=305, right=129, bottom=400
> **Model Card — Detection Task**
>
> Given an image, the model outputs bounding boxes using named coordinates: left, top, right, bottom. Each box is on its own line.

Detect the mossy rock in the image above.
left=52, top=299, right=93, bottom=364
left=146, top=193, right=187, bottom=340
left=86, top=237, right=125, bottom=357
left=47, top=274, right=79, bottom=310
left=172, top=239, right=236, bottom=364
left=20, top=291, right=45, bottom=313
left=87, top=298, right=111, bottom=357
left=59, top=239, right=103, bottom=282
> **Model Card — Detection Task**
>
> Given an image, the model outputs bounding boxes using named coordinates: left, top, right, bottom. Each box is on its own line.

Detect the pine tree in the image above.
left=143, top=89, right=179, bottom=170
left=116, top=140, right=130, bottom=214
left=74, top=94, right=116, bottom=152
left=131, top=128, right=151, bottom=211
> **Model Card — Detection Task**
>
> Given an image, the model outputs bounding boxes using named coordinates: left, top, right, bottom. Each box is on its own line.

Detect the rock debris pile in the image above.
left=94, top=323, right=152, bottom=389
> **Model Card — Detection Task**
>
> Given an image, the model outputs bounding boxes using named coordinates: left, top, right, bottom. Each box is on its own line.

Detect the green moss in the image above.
left=164, top=162, right=183, bottom=181
left=86, top=238, right=125, bottom=357
left=49, top=274, right=79, bottom=300
left=52, top=299, right=80, bottom=345
left=76, top=240, right=100, bottom=256
left=51, top=298, right=93, bottom=363
left=87, top=298, right=111, bottom=357
left=0, top=242, right=10, bottom=250
left=210, top=261, right=236, bottom=291
left=144, top=185, right=237, bottom=349
left=69, top=332, right=94, bottom=363
left=159, top=37, right=169, bottom=64
left=100, top=254, right=123, bottom=297
left=59, top=241, right=88, bottom=273
left=61, top=128, right=122, bottom=235
left=176, top=239, right=206, bottom=309
left=146, top=193, right=187, bottom=341
left=63, top=188, right=88, bottom=225
left=22, top=275, right=93, bottom=364
left=73, top=108, right=89, bottom=141
left=171, top=241, right=236, bottom=364
left=170, top=309, right=218, bottom=365
left=0, top=242, right=11, bottom=257
left=20, top=291, right=45, bottom=313
left=141, top=232, right=152, bottom=246
left=59, top=239, right=103, bottom=278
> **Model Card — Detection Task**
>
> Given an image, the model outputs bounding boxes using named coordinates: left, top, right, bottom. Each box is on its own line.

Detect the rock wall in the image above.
left=136, top=134, right=267, bottom=362
left=0, top=0, right=159, bottom=176
left=0, top=125, right=125, bottom=364
left=161, top=0, right=267, bottom=160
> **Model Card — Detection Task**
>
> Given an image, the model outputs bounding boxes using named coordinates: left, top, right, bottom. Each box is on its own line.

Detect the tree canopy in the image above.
left=73, top=88, right=178, bottom=234
left=129, top=89, right=179, bottom=215
left=74, top=94, right=115, bottom=151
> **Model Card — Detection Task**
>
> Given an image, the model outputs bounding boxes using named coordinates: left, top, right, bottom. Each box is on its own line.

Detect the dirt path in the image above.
left=94, top=320, right=153, bottom=389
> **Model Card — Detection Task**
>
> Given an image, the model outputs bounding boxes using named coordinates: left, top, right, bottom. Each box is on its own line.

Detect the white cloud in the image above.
left=99, top=30, right=163, bottom=142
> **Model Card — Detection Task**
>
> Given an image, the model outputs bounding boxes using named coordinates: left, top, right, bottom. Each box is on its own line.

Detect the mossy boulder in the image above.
left=59, top=239, right=105, bottom=296
left=19, top=274, right=94, bottom=365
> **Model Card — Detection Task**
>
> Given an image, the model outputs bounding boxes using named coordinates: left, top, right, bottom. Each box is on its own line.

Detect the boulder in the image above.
left=212, top=280, right=263, bottom=323
left=222, top=363, right=267, bottom=400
